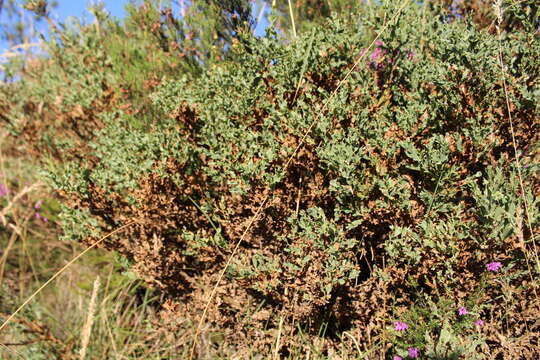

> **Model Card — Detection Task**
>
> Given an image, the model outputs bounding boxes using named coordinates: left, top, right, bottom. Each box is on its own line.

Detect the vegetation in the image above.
left=0, top=0, right=539, bottom=358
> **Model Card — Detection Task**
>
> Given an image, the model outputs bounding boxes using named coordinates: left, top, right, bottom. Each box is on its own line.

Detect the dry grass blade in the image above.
left=0, top=230, right=18, bottom=283
left=343, top=331, right=363, bottom=357
left=0, top=342, right=26, bottom=360
left=273, top=315, right=284, bottom=360
left=79, top=276, right=100, bottom=360
left=287, top=0, right=297, bottom=38
left=0, top=221, right=137, bottom=335
left=189, top=1, right=411, bottom=358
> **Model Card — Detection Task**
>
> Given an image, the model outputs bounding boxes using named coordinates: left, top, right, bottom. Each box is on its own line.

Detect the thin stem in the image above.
left=287, top=0, right=297, bottom=38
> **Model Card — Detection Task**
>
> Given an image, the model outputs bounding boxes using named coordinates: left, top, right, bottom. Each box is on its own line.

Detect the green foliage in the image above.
left=269, top=0, right=364, bottom=37
left=390, top=299, right=487, bottom=360
left=470, top=163, right=540, bottom=244
left=2, top=0, right=540, bottom=357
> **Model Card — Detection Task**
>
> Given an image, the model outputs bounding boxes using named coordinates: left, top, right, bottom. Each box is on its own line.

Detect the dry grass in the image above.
left=0, top=136, right=185, bottom=359
left=79, top=275, right=100, bottom=360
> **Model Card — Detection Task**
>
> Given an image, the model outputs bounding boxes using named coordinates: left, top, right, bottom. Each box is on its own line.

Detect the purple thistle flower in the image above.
left=486, top=261, right=502, bottom=272
left=408, top=347, right=419, bottom=358
left=474, top=319, right=484, bottom=327
left=458, top=306, right=468, bottom=316
left=0, top=183, right=8, bottom=197
left=394, top=321, right=408, bottom=331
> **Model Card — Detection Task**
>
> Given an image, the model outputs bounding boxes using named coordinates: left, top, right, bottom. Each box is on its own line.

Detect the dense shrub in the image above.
left=2, top=0, right=539, bottom=356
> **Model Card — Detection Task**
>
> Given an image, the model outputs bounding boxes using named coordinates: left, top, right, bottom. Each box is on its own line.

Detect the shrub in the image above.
left=2, top=0, right=539, bottom=356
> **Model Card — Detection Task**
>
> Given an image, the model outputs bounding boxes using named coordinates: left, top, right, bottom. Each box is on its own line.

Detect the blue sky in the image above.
left=1, top=1, right=268, bottom=55
left=52, top=1, right=127, bottom=22
left=0, top=1, right=127, bottom=54
left=50, top=1, right=268, bottom=35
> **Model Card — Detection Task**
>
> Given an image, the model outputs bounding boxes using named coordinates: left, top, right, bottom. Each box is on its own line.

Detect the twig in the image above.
left=0, top=230, right=18, bottom=282
left=295, top=176, right=302, bottom=216
left=0, top=182, right=44, bottom=226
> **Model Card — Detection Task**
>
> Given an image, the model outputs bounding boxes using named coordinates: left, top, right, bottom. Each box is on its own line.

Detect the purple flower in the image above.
left=486, top=261, right=502, bottom=272
left=474, top=319, right=484, bottom=327
left=408, top=347, right=419, bottom=358
left=394, top=321, right=408, bottom=331
left=35, top=212, right=48, bottom=223
left=371, top=47, right=383, bottom=62
left=458, top=306, right=468, bottom=316
left=34, top=200, right=42, bottom=210
left=368, top=40, right=388, bottom=70
left=370, top=48, right=387, bottom=69
left=0, top=183, right=8, bottom=197
left=393, top=356, right=403, bottom=360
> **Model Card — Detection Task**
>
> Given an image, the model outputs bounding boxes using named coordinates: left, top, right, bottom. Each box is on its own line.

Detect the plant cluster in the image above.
left=1, top=0, right=539, bottom=357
